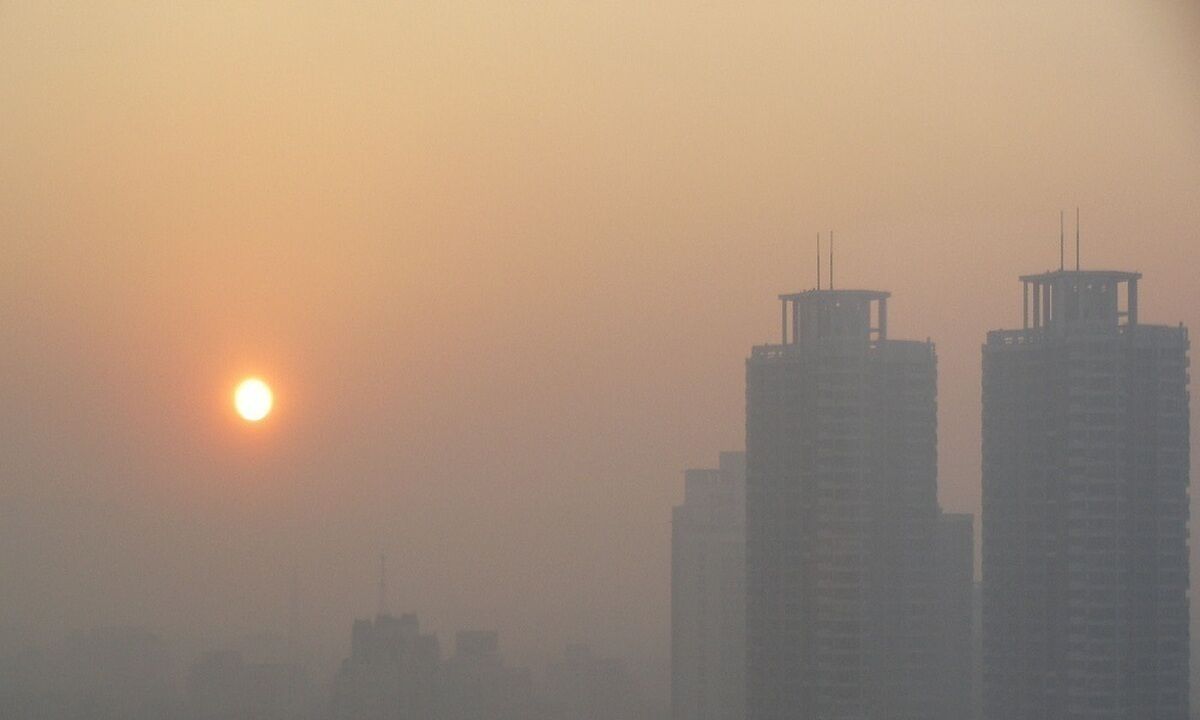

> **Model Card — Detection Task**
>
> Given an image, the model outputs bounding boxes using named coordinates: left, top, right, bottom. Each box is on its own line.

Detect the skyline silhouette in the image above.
left=2, top=2, right=1199, bottom=718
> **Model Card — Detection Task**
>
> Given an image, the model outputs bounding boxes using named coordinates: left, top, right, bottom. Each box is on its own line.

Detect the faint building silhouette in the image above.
left=186, top=648, right=317, bottom=720
left=982, top=269, right=1190, bottom=720
left=441, top=630, right=536, bottom=720
left=745, top=287, right=943, bottom=720
left=671, top=451, right=745, bottom=720
left=56, top=626, right=179, bottom=720
left=330, top=613, right=440, bottom=720
left=546, top=643, right=647, bottom=720
left=0, top=625, right=52, bottom=718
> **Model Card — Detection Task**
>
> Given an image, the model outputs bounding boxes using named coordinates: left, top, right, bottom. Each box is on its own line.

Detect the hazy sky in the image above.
left=2, top=0, right=1199, bottom=684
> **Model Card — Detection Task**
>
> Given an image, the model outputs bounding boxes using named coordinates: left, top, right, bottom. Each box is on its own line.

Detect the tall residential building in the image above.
left=671, top=451, right=746, bottom=720
left=745, top=288, right=941, bottom=720
left=982, top=270, right=1190, bottom=720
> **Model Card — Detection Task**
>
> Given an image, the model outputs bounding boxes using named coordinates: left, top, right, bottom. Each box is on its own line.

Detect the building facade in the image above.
left=982, top=270, right=1190, bottom=720
left=745, top=288, right=942, bottom=720
left=671, top=451, right=746, bottom=720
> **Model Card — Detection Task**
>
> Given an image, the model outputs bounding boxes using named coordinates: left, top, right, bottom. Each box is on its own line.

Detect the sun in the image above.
left=234, top=378, right=273, bottom=422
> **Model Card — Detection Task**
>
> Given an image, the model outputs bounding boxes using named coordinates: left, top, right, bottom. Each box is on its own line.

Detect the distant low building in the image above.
left=0, top=625, right=51, bottom=719
left=441, top=630, right=536, bottom=720
left=187, top=649, right=316, bottom=720
left=57, top=626, right=179, bottom=720
left=546, top=643, right=647, bottom=720
left=671, top=451, right=745, bottom=720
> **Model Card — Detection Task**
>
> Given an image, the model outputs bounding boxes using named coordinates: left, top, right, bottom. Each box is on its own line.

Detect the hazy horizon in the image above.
left=2, top=0, right=1199, bottom=696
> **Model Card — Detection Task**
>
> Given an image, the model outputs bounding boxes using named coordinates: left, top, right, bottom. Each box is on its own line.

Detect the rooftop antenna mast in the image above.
left=288, top=564, right=299, bottom=657
left=1080, top=206, right=1089, bottom=271
left=1059, top=210, right=1065, bottom=271
left=816, top=233, right=821, bottom=290
left=829, top=230, right=834, bottom=289
left=378, top=553, right=388, bottom=617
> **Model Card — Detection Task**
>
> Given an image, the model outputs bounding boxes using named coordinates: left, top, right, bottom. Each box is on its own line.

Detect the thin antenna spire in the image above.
left=378, top=553, right=388, bottom=617
left=1075, top=207, right=1080, bottom=271
left=1059, top=210, right=1065, bottom=271
left=288, top=564, right=299, bottom=656
left=829, top=230, right=834, bottom=290
left=816, top=233, right=821, bottom=290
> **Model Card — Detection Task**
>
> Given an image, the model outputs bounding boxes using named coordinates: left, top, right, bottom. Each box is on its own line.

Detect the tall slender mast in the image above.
left=1075, top=207, right=1080, bottom=271
left=288, top=564, right=299, bottom=656
left=817, top=233, right=822, bottom=290
left=829, top=230, right=834, bottom=289
left=1060, top=210, right=1065, bottom=271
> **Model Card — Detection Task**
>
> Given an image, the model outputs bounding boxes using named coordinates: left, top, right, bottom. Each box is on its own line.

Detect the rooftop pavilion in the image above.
left=1018, top=269, right=1141, bottom=331
left=777, top=288, right=890, bottom=346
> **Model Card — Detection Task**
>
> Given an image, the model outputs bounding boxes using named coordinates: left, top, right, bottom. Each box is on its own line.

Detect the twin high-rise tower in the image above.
left=744, top=289, right=952, bottom=720
left=982, top=271, right=1190, bottom=719
left=674, top=259, right=1189, bottom=720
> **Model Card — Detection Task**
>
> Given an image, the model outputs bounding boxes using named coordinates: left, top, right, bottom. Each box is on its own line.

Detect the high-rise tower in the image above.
left=745, top=288, right=942, bottom=720
left=982, top=270, right=1190, bottom=720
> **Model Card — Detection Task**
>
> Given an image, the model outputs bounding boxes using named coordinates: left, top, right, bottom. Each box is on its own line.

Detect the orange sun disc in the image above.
left=234, top=378, right=273, bottom=422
